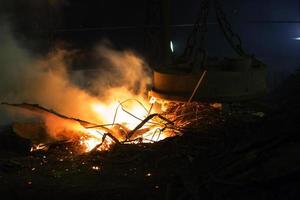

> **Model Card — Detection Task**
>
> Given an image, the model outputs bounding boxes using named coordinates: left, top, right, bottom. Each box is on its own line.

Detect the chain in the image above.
left=214, top=0, right=249, bottom=57
left=182, top=0, right=210, bottom=69
left=181, top=0, right=250, bottom=70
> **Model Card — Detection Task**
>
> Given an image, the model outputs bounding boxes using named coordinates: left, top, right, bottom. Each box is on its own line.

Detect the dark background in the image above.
left=1, top=2, right=300, bottom=199
left=1, top=0, right=300, bottom=86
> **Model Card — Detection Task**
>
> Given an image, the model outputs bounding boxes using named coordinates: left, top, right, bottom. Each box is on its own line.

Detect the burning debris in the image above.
left=2, top=100, right=224, bottom=154
left=0, top=28, right=224, bottom=156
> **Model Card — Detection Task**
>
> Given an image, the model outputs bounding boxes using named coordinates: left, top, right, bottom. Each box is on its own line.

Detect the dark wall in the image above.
left=1, top=0, right=299, bottom=81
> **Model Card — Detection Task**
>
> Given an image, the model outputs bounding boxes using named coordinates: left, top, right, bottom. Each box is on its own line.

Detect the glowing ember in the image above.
left=92, top=166, right=101, bottom=171
left=79, top=129, right=113, bottom=152
left=30, top=143, right=49, bottom=152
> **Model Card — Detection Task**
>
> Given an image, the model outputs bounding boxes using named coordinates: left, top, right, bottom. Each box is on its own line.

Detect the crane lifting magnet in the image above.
left=149, top=0, right=266, bottom=103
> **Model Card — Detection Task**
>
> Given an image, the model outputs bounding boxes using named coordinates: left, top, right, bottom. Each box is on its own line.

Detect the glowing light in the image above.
left=30, top=143, right=48, bottom=152
left=149, top=96, right=156, bottom=104
left=146, top=172, right=152, bottom=177
left=292, top=37, right=300, bottom=40
left=170, top=41, right=174, bottom=52
left=79, top=129, right=113, bottom=152
left=92, top=166, right=101, bottom=171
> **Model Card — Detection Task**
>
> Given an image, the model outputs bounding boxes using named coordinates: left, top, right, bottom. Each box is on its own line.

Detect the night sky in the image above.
left=1, top=0, right=300, bottom=81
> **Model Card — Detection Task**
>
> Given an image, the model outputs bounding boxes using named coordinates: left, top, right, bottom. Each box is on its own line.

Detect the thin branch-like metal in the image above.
left=119, top=99, right=149, bottom=113
left=127, top=113, right=173, bottom=140
left=1, top=102, right=121, bottom=144
left=151, top=128, right=161, bottom=141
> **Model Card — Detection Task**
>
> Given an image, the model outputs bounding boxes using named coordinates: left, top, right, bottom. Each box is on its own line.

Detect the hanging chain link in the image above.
left=182, top=0, right=210, bottom=68
left=181, top=0, right=250, bottom=70
left=214, top=0, right=249, bottom=57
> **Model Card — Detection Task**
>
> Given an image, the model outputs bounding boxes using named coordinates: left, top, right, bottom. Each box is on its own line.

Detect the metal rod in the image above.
left=188, top=70, right=207, bottom=103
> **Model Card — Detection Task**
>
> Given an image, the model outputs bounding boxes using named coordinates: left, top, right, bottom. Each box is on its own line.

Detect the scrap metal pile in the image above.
left=2, top=100, right=224, bottom=154
left=1, top=93, right=300, bottom=199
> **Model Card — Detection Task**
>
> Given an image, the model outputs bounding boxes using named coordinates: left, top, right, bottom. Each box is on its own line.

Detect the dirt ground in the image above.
left=1, top=72, right=300, bottom=200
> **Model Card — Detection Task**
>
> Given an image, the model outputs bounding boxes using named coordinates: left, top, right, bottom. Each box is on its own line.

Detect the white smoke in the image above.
left=0, top=23, right=152, bottom=126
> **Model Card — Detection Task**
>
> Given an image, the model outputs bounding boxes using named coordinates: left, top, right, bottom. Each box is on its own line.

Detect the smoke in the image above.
left=0, top=23, right=152, bottom=129
left=88, top=42, right=152, bottom=102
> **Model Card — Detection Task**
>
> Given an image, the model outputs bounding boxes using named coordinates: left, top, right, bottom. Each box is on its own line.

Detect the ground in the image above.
left=0, top=72, right=300, bottom=200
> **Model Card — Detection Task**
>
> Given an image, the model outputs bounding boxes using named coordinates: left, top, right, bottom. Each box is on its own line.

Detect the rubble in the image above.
left=0, top=71, right=300, bottom=199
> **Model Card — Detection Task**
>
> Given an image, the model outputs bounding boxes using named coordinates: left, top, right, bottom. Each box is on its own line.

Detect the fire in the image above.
left=30, top=143, right=49, bottom=152
left=6, top=96, right=221, bottom=154
left=6, top=95, right=175, bottom=154
left=1, top=38, right=181, bottom=154
left=61, top=96, right=172, bottom=153
left=5, top=97, right=223, bottom=154
left=90, top=101, right=146, bottom=129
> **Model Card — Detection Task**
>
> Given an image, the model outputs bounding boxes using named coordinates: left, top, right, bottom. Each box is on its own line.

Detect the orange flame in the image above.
left=75, top=96, right=171, bottom=153
left=27, top=95, right=171, bottom=154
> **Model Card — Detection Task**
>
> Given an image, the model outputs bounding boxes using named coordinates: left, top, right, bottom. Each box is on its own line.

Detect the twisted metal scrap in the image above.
left=1, top=101, right=177, bottom=148
left=1, top=102, right=120, bottom=144
left=2, top=100, right=219, bottom=151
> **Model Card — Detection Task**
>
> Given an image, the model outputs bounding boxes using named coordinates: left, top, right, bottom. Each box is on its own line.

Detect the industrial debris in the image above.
left=1, top=100, right=224, bottom=154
